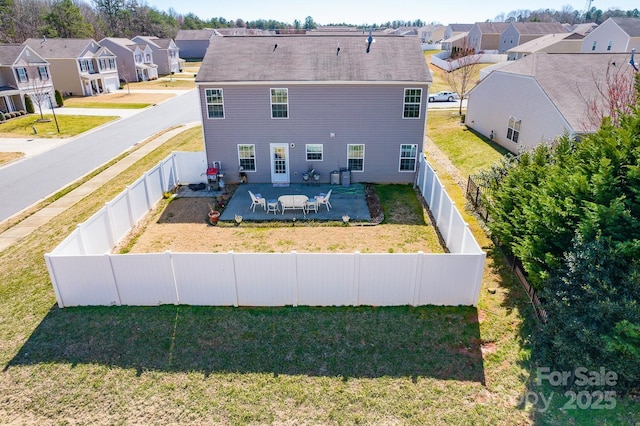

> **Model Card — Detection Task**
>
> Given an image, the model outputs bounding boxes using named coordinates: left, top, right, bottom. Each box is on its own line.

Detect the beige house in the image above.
left=0, top=44, right=54, bottom=113
left=467, top=22, right=510, bottom=52
left=23, top=38, right=119, bottom=96
left=498, top=22, right=567, bottom=53
left=506, top=32, right=584, bottom=60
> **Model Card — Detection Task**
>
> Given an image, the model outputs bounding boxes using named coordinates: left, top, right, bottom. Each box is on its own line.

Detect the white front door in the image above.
left=270, top=143, right=289, bottom=184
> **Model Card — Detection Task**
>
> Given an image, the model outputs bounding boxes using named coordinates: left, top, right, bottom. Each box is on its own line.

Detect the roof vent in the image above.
left=273, top=43, right=278, bottom=52
left=336, top=47, right=341, bottom=55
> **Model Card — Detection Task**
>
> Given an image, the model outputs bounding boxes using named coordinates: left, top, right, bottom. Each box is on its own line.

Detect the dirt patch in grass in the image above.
left=0, top=152, right=24, bottom=166
left=64, top=92, right=174, bottom=106
left=122, top=185, right=443, bottom=254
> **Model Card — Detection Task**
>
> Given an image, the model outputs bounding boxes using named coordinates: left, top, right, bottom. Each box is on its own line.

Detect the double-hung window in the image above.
left=38, top=66, right=49, bottom=80
left=270, top=88, right=288, bottom=118
left=238, top=144, right=256, bottom=171
left=507, top=117, right=521, bottom=143
left=399, top=144, right=418, bottom=172
left=16, top=67, right=28, bottom=82
left=403, top=88, right=422, bottom=118
left=205, top=88, right=224, bottom=118
left=79, top=60, right=88, bottom=72
left=347, top=144, right=365, bottom=172
left=306, top=144, right=323, bottom=161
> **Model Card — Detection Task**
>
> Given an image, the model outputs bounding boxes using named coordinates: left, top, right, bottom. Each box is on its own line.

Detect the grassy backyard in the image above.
left=0, top=123, right=638, bottom=424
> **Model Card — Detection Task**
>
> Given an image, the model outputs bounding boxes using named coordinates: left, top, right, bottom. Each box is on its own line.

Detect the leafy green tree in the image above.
left=42, top=0, right=93, bottom=38
left=303, top=16, right=316, bottom=30
left=92, top=0, right=125, bottom=36
left=537, top=234, right=640, bottom=393
left=0, top=0, right=16, bottom=42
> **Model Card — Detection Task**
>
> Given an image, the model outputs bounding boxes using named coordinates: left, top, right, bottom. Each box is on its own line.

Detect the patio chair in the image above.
left=315, top=189, right=332, bottom=211
left=248, top=190, right=266, bottom=211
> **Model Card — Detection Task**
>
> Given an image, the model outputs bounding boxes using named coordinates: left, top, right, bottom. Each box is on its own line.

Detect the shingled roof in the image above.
left=610, top=17, right=640, bottom=37
left=23, top=38, right=102, bottom=58
left=0, top=44, right=26, bottom=65
left=497, top=52, right=634, bottom=133
left=196, top=35, right=431, bottom=83
left=510, top=22, right=567, bottom=35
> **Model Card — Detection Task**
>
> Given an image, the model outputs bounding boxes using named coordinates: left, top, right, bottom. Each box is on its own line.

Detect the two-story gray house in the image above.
left=196, top=35, right=431, bottom=185
left=0, top=44, right=54, bottom=113
left=131, top=36, right=182, bottom=75
left=99, top=38, right=158, bottom=82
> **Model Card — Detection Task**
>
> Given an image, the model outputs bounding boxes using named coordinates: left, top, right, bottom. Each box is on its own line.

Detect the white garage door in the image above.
left=104, top=77, right=119, bottom=93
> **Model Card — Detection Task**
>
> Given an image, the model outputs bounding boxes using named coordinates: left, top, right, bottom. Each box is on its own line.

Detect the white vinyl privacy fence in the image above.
left=45, top=152, right=486, bottom=308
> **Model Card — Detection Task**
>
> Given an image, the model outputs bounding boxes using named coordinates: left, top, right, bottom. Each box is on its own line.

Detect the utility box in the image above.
left=330, top=170, right=340, bottom=185
left=340, top=168, right=351, bottom=186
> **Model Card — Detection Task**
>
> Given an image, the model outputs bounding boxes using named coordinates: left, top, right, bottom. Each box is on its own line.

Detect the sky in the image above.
left=145, top=0, right=639, bottom=25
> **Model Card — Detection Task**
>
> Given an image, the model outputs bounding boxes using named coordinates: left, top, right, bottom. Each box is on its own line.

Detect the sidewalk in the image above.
left=0, top=88, right=193, bottom=162
left=0, top=121, right=200, bottom=252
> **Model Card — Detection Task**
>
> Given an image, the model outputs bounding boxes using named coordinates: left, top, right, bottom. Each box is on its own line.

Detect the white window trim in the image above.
left=39, top=66, right=49, bottom=80
left=398, top=144, right=418, bottom=172
left=270, top=88, right=289, bottom=119
left=402, top=88, right=422, bottom=119
left=205, top=88, right=225, bottom=119
left=238, top=144, right=256, bottom=172
left=347, top=144, right=365, bottom=172
left=305, top=144, right=323, bottom=161
left=16, top=67, right=27, bottom=82
left=507, top=116, right=521, bottom=143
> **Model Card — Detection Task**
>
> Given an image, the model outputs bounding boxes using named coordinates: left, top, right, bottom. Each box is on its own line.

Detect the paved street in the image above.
left=0, top=89, right=199, bottom=222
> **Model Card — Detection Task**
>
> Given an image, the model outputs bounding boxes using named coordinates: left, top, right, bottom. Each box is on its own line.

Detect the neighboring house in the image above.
left=99, top=38, right=158, bottom=82
left=467, top=22, right=510, bottom=52
left=175, top=29, right=217, bottom=60
left=132, top=36, right=182, bottom=75
left=506, top=32, right=584, bottom=60
left=466, top=52, right=634, bottom=153
left=23, top=38, right=119, bottom=96
left=441, top=32, right=469, bottom=53
left=444, top=24, right=474, bottom=40
left=581, top=17, right=640, bottom=52
left=498, top=22, right=567, bottom=53
left=195, top=35, right=431, bottom=185
left=0, top=44, right=55, bottom=113
left=418, top=24, right=446, bottom=43
left=563, top=22, right=598, bottom=36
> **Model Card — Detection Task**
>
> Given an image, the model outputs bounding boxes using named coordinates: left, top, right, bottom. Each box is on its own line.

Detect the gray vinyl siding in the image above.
left=199, top=84, right=428, bottom=184
left=499, top=26, right=520, bottom=53
left=466, top=73, right=571, bottom=153
left=175, top=40, right=210, bottom=60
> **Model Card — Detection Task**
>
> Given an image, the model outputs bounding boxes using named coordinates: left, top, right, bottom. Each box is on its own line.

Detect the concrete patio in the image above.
left=176, top=183, right=371, bottom=222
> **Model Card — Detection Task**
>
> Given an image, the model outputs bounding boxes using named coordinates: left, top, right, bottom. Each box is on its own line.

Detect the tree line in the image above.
left=495, top=5, right=639, bottom=25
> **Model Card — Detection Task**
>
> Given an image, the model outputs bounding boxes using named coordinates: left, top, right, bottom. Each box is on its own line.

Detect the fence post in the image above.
left=412, top=251, right=424, bottom=306
left=354, top=251, right=361, bottom=306
left=445, top=202, right=455, bottom=250
left=105, top=202, right=117, bottom=249
left=230, top=251, right=239, bottom=307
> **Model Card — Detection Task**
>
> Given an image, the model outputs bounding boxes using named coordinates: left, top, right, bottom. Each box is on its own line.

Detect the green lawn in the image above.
left=427, top=109, right=510, bottom=179
left=0, top=114, right=117, bottom=138
left=0, top=124, right=638, bottom=424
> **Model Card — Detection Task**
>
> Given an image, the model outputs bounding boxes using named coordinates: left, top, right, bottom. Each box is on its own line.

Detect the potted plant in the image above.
left=208, top=204, right=220, bottom=225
